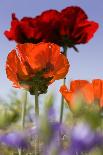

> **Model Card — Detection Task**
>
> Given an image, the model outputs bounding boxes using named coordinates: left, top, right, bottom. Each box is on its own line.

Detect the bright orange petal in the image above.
left=92, top=79, right=102, bottom=99
left=81, top=83, right=94, bottom=104
left=6, top=50, right=20, bottom=87
left=17, top=43, right=45, bottom=71
left=42, top=43, right=69, bottom=81
left=70, top=80, right=89, bottom=92
left=6, top=49, right=29, bottom=87
left=43, top=43, right=61, bottom=79
left=17, top=42, right=61, bottom=72
left=53, top=53, right=69, bottom=80
left=60, top=85, right=75, bottom=109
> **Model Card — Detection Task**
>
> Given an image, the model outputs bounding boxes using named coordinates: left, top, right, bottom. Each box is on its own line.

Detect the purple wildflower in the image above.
left=69, top=122, right=103, bottom=154
left=0, top=131, right=30, bottom=149
left=42, top=121, right=70, bottom=155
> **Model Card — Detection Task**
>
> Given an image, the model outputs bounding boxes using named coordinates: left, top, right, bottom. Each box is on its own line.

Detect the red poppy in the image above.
left=6, top=42, right=69, bottom=94
left=60, top=6, right=99, bottom=47
left=36, top=10, right=62, bottom=45
left=4, top=11, right=61, bottom=44
left=60, top=79, right=103, bottom=110
left=4, top=14, right=36, bottom=43
left=4, top=6, right=99, bottom=49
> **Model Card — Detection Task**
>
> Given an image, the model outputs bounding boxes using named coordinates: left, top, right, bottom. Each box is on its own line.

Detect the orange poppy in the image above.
left=60, top=80, right=93, bottom=110
left=60, top=79, right=103, bottom=110
left=6, top=42, right=69, bottom=94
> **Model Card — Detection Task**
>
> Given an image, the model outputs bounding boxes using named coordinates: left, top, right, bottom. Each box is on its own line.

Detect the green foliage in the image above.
left=0, top=105, right=19, bottom=128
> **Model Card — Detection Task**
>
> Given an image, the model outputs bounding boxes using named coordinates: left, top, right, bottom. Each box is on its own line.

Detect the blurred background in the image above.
left=0, top=0, right=103, bottom=98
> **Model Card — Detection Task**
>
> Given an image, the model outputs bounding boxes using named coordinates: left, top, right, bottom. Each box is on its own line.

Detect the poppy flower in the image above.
left=6, top=42, right=69, bottom=95
left=4, top=13, right=37, bottom=43
left=60, top=6, right=99, bottom=48
left=4, top=11, right=61, bottom=44
left=60, top=79, right=103, bottom=110
left=60, top=80, right=93, bottom=110
left=4, top=6, right=99, bottom=50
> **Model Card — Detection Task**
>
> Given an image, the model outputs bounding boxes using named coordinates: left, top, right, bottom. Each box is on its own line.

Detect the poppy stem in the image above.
left=19, top=90, right=27, bottom=155
left=35, top=90, right=39, bottom=117
left=21, top=90, right=27, bottom=129
left=35, top=90, right=39, bottom=155
left=60, top=46, right=67, bottom=123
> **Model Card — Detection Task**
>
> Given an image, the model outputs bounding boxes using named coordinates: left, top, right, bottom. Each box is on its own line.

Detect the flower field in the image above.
left=0, top=1, right=103, bottom=155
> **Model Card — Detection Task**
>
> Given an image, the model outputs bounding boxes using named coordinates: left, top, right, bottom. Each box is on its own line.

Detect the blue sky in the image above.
left=0, top=0, right=103, bottom=98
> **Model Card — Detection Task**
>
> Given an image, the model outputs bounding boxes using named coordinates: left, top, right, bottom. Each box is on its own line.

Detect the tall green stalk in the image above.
left=18, top=90, right=27, bottom=155
left=60, top=46, right=67, bottom=123
left=21, top=90, right=28, bottom=129
left=35, top=90, right=39, bottom=155
left=35, top=90, right=39, bottom=117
